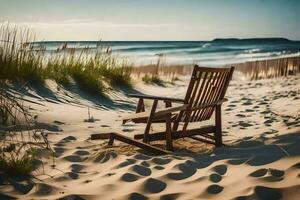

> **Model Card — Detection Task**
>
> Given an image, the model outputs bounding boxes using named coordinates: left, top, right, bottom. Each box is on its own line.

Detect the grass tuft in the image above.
left=142, top=74, right=165, bottom=86
left=0, top=88, right=51, bottom=176
left=0, top=23, right=133, bottom=94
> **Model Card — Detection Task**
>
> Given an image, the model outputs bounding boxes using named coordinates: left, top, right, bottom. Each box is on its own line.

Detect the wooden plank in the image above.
left=110, top=132, right=170, bottom=155
left=165, top=114, right=173, bottom=151
left=136, top=98, right=145, bottom=113
left=215, top=105, right=222, bottom=147
left=134, top=125, right=215, bottom=141
left=194, top=71, right=220, bottom=121
left=91, top=133, right=111, bottom=140
left=123, top=104, right=188, bottom=122
left=143, top=100, right=158, bottom=142
left=190, top=71, right=209, bottom=121
left=127, top=93, right=185, bottom=103
left=200, top=71, right=227, bottom=121
left=172, top=65, right=198, bottom=130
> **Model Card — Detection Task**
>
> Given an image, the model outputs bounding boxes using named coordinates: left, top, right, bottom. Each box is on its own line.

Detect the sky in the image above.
left=0, top=0, right=300, bottom=41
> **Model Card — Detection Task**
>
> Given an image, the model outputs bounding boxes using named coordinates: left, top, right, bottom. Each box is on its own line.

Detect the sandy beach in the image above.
left=1, top=72, right=299, bottom=200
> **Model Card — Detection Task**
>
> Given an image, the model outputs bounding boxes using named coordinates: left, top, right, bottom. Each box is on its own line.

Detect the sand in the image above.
left=0, top=73, right=300, bottom=200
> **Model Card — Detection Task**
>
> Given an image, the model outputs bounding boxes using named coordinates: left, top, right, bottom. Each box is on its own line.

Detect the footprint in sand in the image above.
left=238, top=121, right=253, bottom=128
left=153, top=166, right=165, bottom=170
left=62, top=136, right=77, bottom=142
left=151, top=157, right=172, bottom=165
left=206, top=184, right=224, bottom=194
left=228, top=104, right=237, bottom=107
left=117, top=159, right=136, bottom=168
left=128, top=193, right=148, bottom=200
left=268, top=168, right=285, bottom=178
left=35, top=183, right=57, bottom=196
left=10, top=180, right=34, bottom=194
left=291, top=162, right=300, bottom=169
left=74, top=150, right=90, bottom=156
left=134, top=154, right=152, bottom=160
left=264, top=119, right=274, bottom=126
left=236, top=114, right=246, bottom=118
left=227, top=158, right=249, bottom=165
left=54, top=147, right=66, bottom=157
left=140, top=161, right=150, bottom=167
left=242, top=101, right=253, bottom=105
left=254, top=186, right=282, bottom=200
left=212, top=164, right=227, bottom=175
left=54, top=142, right=66, bottom=147
left=249, top=168, right=268, bottom=177
left=131, top=165, right=152, bottom=176
left=59, top=194, right=87, bottom=200
left=209, top=173, right=222, bottom=183
left=70, top=164, right=86, bottom=173
left=64, top=155, right=87, bottom=162
left=160, top=193, right=182, bottom=200
left=94, top=151, right=117, bottom=163
left=143, top=178, right=166, bottom=193
left=121, top=173, right=140, bottom=182
left=66, top=172, right=79, bottom=179
left=54, top=120, right=65, bottom=125
left=166, top=163, right=197, bottom=180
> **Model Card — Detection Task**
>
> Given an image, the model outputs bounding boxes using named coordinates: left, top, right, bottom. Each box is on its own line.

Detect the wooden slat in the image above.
left=109, top=132, right=170, bottom=155
left=123, top=104, right=188, bottom=122
left=128, top=93, right=185, bottom=103
left=134, top=125, right=215, bottom=141
left=190, top=71, right=209, bottom=121
left=172, top=66, right=198, bottom=130
left=91, top=132, right=169, bottom=154
left=193, top=71, right=220, bottom=121
left=183, top=71, right=209, bottom=129
left=91, top=133, right=111, bottom=140
left=192, top=71, right=215, bottom=121
left=199, top=70, right=227, bottom=121
left=143, top=100, right=158, bottom=142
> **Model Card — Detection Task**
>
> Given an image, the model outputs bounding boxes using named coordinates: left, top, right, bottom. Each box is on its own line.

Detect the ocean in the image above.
left=34, top=38, right=300, bottom=66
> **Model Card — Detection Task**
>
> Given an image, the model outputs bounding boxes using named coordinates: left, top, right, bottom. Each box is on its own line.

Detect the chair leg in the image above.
left=165, top=114, right=173, bottom=151
left=108, top=134, right=114, bottom=146
left=143, top=100, right=158, bottom=143
left=136, top=98, right=145, bottom=113
left=215, top=105, right=222, bottom=147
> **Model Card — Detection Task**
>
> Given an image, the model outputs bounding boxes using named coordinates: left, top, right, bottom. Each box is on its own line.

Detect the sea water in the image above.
left=34, top=38, right=300, bottom=66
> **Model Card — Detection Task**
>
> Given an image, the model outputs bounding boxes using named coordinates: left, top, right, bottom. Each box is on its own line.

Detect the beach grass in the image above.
left=142, top=74, right=165, bottom=86
left=0, top=23, right=132, bottom=94
left=0, top=89, right=50, bottom=176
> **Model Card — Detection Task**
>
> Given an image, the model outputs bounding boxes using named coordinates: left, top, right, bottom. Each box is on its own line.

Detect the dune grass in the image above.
left=142, top=74, right=165, bottom=86
left=0, top=89, right=50, bottom=176
left=0, top=23, right=132, bottom=95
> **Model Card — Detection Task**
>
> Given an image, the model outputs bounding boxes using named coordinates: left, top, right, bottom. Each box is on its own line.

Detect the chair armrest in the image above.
left=154, top=104, right=188, bottom=117
left=127, top=93, right=185, bottom=103
left=191, top=98, right=228, bottom=111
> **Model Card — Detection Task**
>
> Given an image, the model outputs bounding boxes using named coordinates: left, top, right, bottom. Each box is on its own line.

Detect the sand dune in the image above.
left=0, top=74, right=299, bottom=200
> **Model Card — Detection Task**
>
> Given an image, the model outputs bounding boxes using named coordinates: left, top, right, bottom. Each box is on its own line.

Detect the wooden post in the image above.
left=215, top=105, right=222, bottom=147
left=108, top=134, right=114, bottom=146
left=165, top=114, right=173, bottom=151
left=136, top=98, right=145, bottom=113
left=165, top=101, right=172, bottom=108
left=143, top=100, right=158, bottom=143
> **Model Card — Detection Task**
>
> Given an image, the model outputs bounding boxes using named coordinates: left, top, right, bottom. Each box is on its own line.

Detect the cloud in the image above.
left=1, top=19, right=179, bottom=29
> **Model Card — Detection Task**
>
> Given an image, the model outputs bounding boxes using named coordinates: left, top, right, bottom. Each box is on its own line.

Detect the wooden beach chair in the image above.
left=91, top=65, right=234, bottom=154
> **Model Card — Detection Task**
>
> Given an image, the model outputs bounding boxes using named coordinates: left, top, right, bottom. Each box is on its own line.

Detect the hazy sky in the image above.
left=1, top=0, right=300, bottom=41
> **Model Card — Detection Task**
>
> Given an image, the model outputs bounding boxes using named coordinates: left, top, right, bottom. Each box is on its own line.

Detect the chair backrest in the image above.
left=175, top=65, right=234, bottom=127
